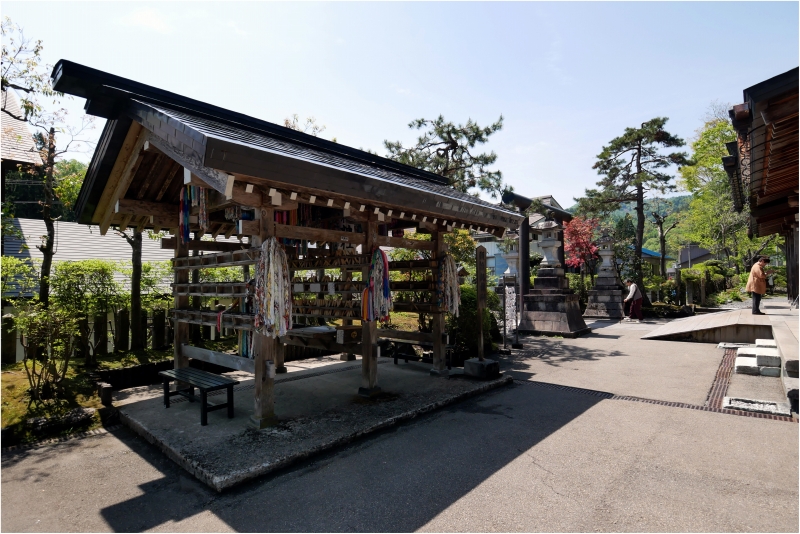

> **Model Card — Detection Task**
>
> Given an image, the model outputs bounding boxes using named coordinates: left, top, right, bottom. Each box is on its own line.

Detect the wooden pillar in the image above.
left=251, top=206, right=278, bottom=428
left=340, top=268, right=357, bottom=361
left=190, top=233, right=202, bottom=345
left=359, top=219, right=380, bottom=396
left=431, top=231, right=448, bottom=376
left=174, top=236, right=190, bottom=373
left=275, top=343, right=287, bottom=373
left=476, top=245, right=487, bottom=361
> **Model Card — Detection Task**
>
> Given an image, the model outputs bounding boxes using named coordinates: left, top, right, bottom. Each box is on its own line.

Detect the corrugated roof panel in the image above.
left=1, top=90, right=44, bottom=166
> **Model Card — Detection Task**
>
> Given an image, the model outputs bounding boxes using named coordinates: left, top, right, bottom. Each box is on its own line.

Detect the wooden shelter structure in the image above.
left=725, top=67, right=798, bottom=301
left=52, top=60, right=523, bottom=427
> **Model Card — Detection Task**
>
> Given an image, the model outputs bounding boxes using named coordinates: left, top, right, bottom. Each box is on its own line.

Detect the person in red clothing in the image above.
left=623, top=279, right=643, bottom=322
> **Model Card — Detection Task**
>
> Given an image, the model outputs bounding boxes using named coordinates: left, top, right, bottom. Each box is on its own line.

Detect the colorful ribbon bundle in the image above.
left=179, top=185, right=210, bottom=241
left=361, top=248, right=392, bottom=321
left=198, top=187, right=209, bottom=232
left=438, top=253, right=461, bottom=317
left=225, top=206, right=242, bottom=221
left=179, top=186, right=190, bottom=244
left=254, top=237, right=292, bottom=337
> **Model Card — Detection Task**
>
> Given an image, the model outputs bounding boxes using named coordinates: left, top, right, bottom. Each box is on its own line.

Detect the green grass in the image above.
left=1, top=342, right=206, bottom=445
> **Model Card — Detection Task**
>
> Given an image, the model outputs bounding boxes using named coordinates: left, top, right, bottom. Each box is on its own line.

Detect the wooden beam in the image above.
left=161, top=238, right=248, bottom=252
left=375, top=234, right=435, bottom=250
left=98, top=125, right=149, bottom=235
left=136, top=154, right=166, bottom=200
left=135, top=119, right=229, bottom=194
left=182, top=344, right=255, bottom=373
left=118, top=214, right=133, bottom=233
left=116, top=199, right=179, bottom=220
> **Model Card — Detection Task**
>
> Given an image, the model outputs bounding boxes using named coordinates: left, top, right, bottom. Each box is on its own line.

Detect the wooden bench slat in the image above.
left=159, top=368, right=228, bottom=387
left=159, top=368, right=239, bottom=390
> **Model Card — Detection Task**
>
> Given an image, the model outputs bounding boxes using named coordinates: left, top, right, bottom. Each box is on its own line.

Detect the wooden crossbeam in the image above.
left=116, top=199, right=179, bottom=220
left=98, top=124, right=149, bottom=235
left=161, top=238, right=248, bottom=252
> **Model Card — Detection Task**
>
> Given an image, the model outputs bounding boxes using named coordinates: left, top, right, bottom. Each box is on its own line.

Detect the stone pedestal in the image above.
left=517, top=223, right=590, bottom=338
left=584, top=229, right=624, bottom=320
left=464, top=358, right=500, bottom=379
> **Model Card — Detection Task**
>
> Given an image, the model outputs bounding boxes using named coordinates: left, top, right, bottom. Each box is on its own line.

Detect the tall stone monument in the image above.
left=583, top=228, right=625, bottom=319
left=517, top=217, right=591, bottom=338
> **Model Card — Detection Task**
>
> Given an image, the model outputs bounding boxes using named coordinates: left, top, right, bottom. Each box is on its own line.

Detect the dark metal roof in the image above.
left=52, top=60, right=521, bottom=230
left=51, top=60, right=449, bottom=185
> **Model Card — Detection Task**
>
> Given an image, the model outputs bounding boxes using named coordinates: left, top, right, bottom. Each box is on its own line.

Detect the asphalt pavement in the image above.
left=2, top=321, right=798, bottom=532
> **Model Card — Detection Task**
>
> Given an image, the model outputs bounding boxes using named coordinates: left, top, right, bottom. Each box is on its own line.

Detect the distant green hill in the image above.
left=566, top=195, right=691, bottom=219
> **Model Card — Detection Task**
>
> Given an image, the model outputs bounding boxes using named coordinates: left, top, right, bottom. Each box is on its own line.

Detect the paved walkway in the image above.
left=2, top=319, right=798, bottom=532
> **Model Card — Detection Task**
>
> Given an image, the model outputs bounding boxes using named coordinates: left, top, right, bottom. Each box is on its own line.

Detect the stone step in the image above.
left=734, top=356, right=759, bottom=375
left=755, top=338, right=777, bottom=348
left=736, top=347, right=782, bottom=367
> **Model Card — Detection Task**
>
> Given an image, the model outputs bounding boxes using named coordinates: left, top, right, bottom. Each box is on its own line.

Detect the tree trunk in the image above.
left=129, top=229, right=144, bottom=350
left=633, top=185, right=650, bottom=306
left=37, top=127, right=57, bottom=308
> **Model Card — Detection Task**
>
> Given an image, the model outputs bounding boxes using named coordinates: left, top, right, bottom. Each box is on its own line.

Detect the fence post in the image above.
left=93, top=314, right=108, bottom=357
left=153, top=309, right=166, bottom=349
left=115, top=309, right=130, bottom=352
left=2, top=316, right=16, bottom=364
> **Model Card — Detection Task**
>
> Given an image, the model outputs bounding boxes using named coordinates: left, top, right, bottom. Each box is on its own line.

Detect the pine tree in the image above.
left=577, top=118, right=689, bottom=305
left=384, top=115, right=505, bottom=198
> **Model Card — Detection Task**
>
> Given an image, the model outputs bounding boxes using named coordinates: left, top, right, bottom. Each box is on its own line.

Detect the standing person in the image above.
left=746, top=256, right=771, bottom=315
left=623, top=279, right=643, bottom=322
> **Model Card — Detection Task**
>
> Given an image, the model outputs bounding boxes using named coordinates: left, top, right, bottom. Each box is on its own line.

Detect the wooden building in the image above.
left=52, top=60, right=523, bottom=427
left=724, top=67, right=799, bottom=302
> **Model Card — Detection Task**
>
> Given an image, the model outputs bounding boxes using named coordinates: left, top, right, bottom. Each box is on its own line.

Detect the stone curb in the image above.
left=121, top=374, right=514, bottom=492
left=1, top=425, right=124, bottom=453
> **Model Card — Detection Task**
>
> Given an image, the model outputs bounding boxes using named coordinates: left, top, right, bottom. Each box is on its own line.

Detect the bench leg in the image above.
left=163, top=379, right=170, bottom=408
left=227, top=385, right=234, bottom=418
left=200, top=390, right=208, bottom=426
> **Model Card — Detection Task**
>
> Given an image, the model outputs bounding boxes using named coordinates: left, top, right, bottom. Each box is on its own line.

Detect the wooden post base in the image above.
left=357, top=386, right=382, bottom=398
left=275, top=365, right=288, bottom=374
left=249, top=415, right=278, bottom=429
left=340, top=353, right=357, bottom=361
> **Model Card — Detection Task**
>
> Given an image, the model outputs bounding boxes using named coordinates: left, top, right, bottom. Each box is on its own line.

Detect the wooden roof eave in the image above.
left=125, top=100, right=521, bottom=232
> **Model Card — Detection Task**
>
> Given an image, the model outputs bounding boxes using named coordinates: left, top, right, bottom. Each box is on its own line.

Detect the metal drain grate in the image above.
left=705, top=348, right=738, bottom=409
left=513, top=379, right=797, bottom=423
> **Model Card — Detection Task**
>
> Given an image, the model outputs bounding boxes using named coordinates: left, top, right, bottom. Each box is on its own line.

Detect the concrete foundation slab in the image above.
left=117, top=359, right=512, bottom=491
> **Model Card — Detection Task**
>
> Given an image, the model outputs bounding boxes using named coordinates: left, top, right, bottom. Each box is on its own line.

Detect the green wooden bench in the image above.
left=158, top=367, right=239, bottom=426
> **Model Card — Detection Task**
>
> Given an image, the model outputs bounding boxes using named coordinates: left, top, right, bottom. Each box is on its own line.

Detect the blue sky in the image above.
left=4, top=1, right=798, bottom=206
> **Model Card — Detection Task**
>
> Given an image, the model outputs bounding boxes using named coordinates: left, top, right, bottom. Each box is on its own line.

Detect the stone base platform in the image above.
left=117, top=359, right=511, bottom=492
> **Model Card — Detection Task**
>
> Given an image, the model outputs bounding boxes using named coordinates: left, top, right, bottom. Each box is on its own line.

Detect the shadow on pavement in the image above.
left=94, top=383, right=604, bottom=532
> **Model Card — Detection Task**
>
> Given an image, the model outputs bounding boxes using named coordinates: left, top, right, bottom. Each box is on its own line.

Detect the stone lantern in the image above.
left=583, top=227, right=625, bottom=319
left=517, top=214, right=590, bottom=337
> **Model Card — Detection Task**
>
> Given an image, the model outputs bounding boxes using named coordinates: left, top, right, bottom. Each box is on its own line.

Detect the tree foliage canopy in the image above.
left=384, top=115, right=505, bottom=198
left=564, top=217, right=599, bottom=270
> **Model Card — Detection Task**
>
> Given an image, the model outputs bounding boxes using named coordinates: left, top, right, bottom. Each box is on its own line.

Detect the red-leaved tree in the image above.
left=564, top=217, right=600, bottom=285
